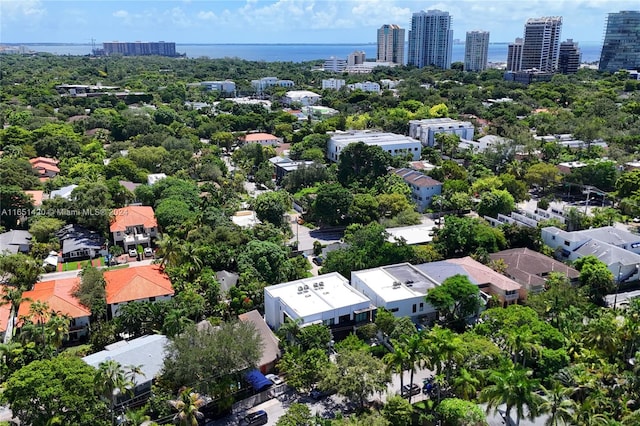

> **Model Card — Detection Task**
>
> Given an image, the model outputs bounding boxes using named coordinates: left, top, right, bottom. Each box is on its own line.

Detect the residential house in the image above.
left=216, top=270, right=240, bottom=294
left=50, top=184, right=78, bottom=200
left=351, top=263, right=440, bottom=323
left=83, top=334, right=168, bottom=395
left=110, top=206, right=158, bottom=251
left=327, top=131, right=421, bottom=162
left=29, top=157, right=60, bottom=180
left=104, top=265, right=174, bottom=319
left=231, top=210, right=261, bottom=228
left=238, top=310, right=281, bottom=374
left=322, top=78, right=346, bottom=90
left=147, top=173, right=167, bottom=186
left=24, top=190, right=45, bottom=207
left=283, top=90, right=321, bottom=107
left=251, top=77, right=294, bottom=92
left=347, top=81, right=381, bottom=93
left=0, top=230, right=32, bottom=254
left=264, top=272, right=375, bottom=338
left=489, top=248, right=580, bottom=293
left=18, top=278, right=91, bottom=341
left=268, top=156, right=316, bottom=184
left=542, top=226, right=640, bottom=282
left=56, top=224, right=105, bottom=261
left=0, top=288, right=12, bottom=342
left=393, top=168, right=442, bottom=212
left=409, top=118, right=475, bottom=147
left=242, top=133, right=282, bottom=147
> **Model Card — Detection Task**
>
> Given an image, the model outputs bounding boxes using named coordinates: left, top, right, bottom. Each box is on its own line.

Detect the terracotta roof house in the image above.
left=24, top=190, right=45, bottom=207
left=110, top=206, right=158, bottom=250
left=238, top=310, right=281, bottom=374
left=29, top=157, right=60, bottom=179
left=489, top=248, right=580, bottom=293
left=18, top=278, right=90, bottom=341
left=0, top=288, right=12, bottom=340
left=242, top=132, right=282, bottom=146
left=104, top=265, right=174, bottom=318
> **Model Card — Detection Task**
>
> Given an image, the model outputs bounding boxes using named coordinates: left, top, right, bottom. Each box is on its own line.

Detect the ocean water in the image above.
left=13, top=42, right=604, bottom=64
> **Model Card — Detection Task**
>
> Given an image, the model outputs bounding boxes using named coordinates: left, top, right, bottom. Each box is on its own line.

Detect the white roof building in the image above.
left=283, top=90, right=322, bottom=107
left=347, top=81, right=381, bottom=93
left=50, top=184, right=78, bottom=200
left=264, top=272, right=374, bottom=331
left=409, top=118, right=475, bottom=147
left=322, top=78, right=346, bottom=90
left=147, top=173, right=167, bottom=185
left=327, top=131, right=422, bottom=162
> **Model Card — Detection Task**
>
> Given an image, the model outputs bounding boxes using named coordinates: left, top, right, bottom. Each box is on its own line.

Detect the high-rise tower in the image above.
left=521, top=16, right=563, bottom=72
left=377, top=24, right=405, bottom=64
left=407, top=10, right=453, bottom=69
left=464, top=30, right=489, bottom=72
left=558, top=39, right=581, bottom=74
left=599, top=11, right=640, bottom=72
left=507, top=38, right=524, bottom=71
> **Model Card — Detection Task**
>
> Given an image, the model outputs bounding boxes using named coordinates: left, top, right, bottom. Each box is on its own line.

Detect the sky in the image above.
left=0, top=0, right=635, bottom=44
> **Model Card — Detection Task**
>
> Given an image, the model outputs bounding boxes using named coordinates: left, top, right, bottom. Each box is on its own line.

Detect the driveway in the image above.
left=286, top=213, right=344, bottom=253
left=39, top=259, right=156, bottom=282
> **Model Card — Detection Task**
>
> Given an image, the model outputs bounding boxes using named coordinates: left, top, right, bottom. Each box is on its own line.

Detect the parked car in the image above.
left=144, top=247, right=154, bottom=257
left=128, top=249, right=138, bottom=258
left=239, top=410, right=268, bottom=426
left=400, top=384, right=421, bottom=398
left=312, top=256, right=324, bottom=266
left=265, top=373, right=283, bottom=386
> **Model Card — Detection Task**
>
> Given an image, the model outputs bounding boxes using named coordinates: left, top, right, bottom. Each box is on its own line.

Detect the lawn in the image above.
left=61, top=260, right=92, bottom=271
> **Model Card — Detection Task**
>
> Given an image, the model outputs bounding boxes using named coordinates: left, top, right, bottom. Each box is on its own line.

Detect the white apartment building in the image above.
left=251, top=77, right=295, bottom=92
left=327, top=131, right=422, bottom=162
left=347, top=81, right=381, bottom=93
left=200, top=80, right=236, bottom=93
left=542, top=226, right=640, bottom=282
left=323, top=56, right=347, bottom=72
left=393, top=168, right=442, bottom=212
left=464, top=30, right=490, bottom=72
left=409, top=118, right=475, bottom=147
left=283, top=90, right=321, bottom=107
left=322, top=78, right=346, bottom=90
left=264, top=272, right=374, bottom=332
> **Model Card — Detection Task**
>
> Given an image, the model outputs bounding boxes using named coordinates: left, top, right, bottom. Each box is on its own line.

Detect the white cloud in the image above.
left=0, top=0, right=46, bottom=21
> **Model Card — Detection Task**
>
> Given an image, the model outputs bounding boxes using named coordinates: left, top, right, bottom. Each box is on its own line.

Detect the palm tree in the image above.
left=122, top=405, right=153, bottom=426
left=538, top=381, right=576, bottom=426
left=45, top=312, right=71, bottom=349
left=168, top=387, right=205, bottom=426
left=506, top=329, right=541, bottom=367
left=383, top=340, right=410, bottom=392
left=95, top=359, right=133, bottom=425
left=401, top=331, right=428, bottom=403
left=452, top=367, right=480, bottom=400
left=156, top=235, right=182, bottom=270
left=480, top=363, right=543, bottom=426
left=428, top=326, right=464, bottom=383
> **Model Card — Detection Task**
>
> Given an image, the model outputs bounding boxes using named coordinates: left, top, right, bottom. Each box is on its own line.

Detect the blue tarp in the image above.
left=245, top=369, right=272, bottom=391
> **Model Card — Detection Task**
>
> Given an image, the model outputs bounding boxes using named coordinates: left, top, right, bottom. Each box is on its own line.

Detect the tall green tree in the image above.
left=425, top=275, right=482, bottom=332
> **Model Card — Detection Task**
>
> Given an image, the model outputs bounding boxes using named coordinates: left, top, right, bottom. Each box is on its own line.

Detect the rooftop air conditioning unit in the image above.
left=304, top=284, right=309, bottom=290
left=297, top=286, right=303, bottom=292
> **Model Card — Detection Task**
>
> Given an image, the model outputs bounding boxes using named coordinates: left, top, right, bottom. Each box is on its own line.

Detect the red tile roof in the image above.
left=243, top=133, right=280, bottom=142
left=0, top=288, right=11, bottom=333
left=29, top=157, right=60, bottom=173
left=105, top=265, right=174, bottom=305
left=18, top=278, right=90, bottom=321
left=109, top=206, right=158, bottom=233
left=448, top=257, right=521, bottom=292
left=25, top=190, right=44, bottom=207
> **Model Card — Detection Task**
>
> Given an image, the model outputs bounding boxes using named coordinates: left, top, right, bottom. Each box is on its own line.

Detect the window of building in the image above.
left=355, top=312, right=368, bottom=322
left=323, top=318, right=335, bottom=326
left=412, top=304, right=417, bottom=313
left=390, top=308, right=399, bottom=313
left=339, top=314, right=350, bottom=324
left=419, top=303, right=424, bottom=312
left=149, top=297, right=156, bottom=302
left=564, top=241, right=570, bottom=246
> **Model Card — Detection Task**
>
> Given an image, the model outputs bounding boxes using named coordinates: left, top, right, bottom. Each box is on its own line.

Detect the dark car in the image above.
left=312, top=256, right=324, bottom=266
left=239, top=410, right=268, bottom=426
left=400, top=384, right=421, bottom=398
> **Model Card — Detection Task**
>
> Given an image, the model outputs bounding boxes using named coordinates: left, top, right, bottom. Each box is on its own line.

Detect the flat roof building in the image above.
left=409, top=118, right=474, bottom=147
left=327, top=131, right=422, bottom=162
left=264, top=272, right=374, bottom=334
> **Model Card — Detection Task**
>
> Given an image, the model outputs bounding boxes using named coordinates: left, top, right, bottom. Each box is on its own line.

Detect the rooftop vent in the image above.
left=297, top=286, right=303, bottom=292
left=303, top=284, right=309, bottom=290
left=313, top=283, right=318, bottom=289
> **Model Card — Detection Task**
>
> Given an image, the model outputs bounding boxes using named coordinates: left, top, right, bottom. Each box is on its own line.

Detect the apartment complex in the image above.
left=377, top=24, right=405, bottom=64
left=322, top=78, right=346, bottom=90
left=407, top=10, right=453, bottom=69
left=251, top=77, right=295, bottom=92
left=326, top=131, right=422, bottom=162
left=464, top=30, right=490, bottom=72
left=323, top=56, right=347, bottom=72
left=521, top=17, right=563, bottom=72
left=558, top=39, right=582, bottom=74
left=408, top=118, right=475, bottom=147
left=101, top=41, right=177, bottom=57
left=506, top=38, right=524, bottom=71
left=599, top=11, right=640, bottom=72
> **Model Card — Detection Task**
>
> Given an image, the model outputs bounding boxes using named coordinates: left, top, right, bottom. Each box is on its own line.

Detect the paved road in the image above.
left=286, top=213, right=344, bottom=253
left=39, top=259, right=156, bottom=282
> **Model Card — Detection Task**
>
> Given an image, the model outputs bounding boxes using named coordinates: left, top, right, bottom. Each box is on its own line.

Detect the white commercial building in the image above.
left=347, top=81, right=381, bottom=93
left=393, top=168, right=442, bottom=212
left=283, top=90, right=321, bottom=107
left=409, top=118, right=475, bottom=147
left=348, top=51, right=366, bottom=66
left=323, top=56, right=347, bottom=72
left=199, top=80, right=236, bottom=93
left=251, top=77, right=295, bottom=92
left=322, top=78, right=346, bottom=90
left=542, top=226, right=640, bottom=283
left=264, top=272, right=374, bottom=332
left=327, top=131, right=422, bottom=162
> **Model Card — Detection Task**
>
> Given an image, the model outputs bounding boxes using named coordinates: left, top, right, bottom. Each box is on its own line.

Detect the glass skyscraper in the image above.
left=521, top=17, right=563, bottom=73
left=407, top=10, right=453, bottom=69
left=599, top=11, right=640, bottom=72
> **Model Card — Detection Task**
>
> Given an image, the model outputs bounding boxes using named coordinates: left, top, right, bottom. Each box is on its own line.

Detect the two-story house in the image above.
left=393, top=168, right=442, bottom=213
left=29, top=157, right=60, bottom=181
left=110, top=206, right=158, bottom=251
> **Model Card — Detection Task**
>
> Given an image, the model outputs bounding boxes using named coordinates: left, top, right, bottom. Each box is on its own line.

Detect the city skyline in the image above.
left=0, top=1, right=636, bottom=44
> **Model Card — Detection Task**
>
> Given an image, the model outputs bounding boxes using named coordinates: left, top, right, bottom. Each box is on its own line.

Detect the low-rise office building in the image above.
left=409, top=118, right=475, bottom=147
left=327, top=131, right=421, bottom=162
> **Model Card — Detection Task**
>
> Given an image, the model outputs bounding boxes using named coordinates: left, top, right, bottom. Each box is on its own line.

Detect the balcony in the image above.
left=123, top=233, right=150, bottom=248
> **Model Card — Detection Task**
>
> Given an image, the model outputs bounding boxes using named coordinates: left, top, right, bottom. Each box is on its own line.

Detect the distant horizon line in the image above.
left=2, top=41, right=603, bottom=46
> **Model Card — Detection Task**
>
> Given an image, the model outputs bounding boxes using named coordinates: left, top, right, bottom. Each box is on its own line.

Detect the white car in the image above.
left=128, top=249, right=138, bottom=258
left=265, top=374, right=283, bottom=386
left=144, top=247, right=154, bottom=257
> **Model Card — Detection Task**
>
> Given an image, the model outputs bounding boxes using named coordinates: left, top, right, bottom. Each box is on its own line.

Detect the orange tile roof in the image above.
left=0, top=288, right=11, bottom=333
left=25, top=190, right=44, bottom=207
left=29, top=157, right=60, bottom=173
left=448, top=257, right=521, bottom=292
left=243, top=133, right=280, bottom=142
left=109, top=206, right=158, bottom=232
left=105, top=265, right=174, bottom=305
left=18, top=278, right=90, bottom=321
